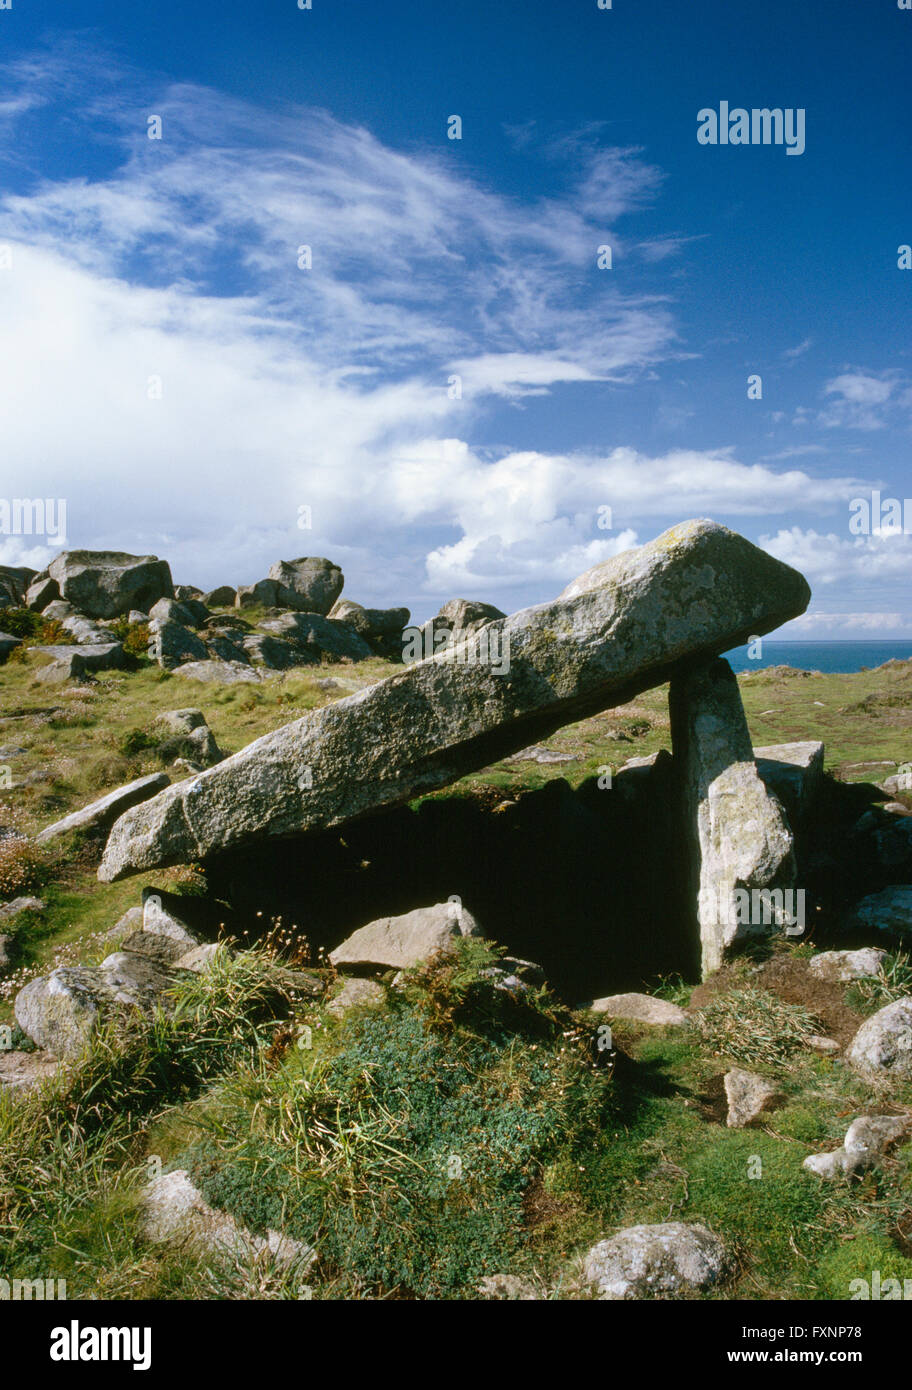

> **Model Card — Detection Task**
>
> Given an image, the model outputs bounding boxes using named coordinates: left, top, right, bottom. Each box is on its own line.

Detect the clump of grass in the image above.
left=175, top=938, right=612, bottom=1299
left=846, top=952, right=912, bottom=1014
left=695, top=987, right=821, bottom=1068
left=0, top=945, right=310, bottom=1277
left=117, top=728, right=160, bottom=758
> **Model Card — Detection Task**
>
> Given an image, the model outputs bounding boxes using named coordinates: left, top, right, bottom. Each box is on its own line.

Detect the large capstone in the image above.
left=98, top=520, right=810, bottom=881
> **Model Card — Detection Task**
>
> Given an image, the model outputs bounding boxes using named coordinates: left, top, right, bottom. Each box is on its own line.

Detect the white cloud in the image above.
left=818, top=370, right=905, bottom=430
left=762, top=526, right=912, bottom=583
left=780, top=611, right=912, bottom=636
left=0, top=55, right=896, bottom=621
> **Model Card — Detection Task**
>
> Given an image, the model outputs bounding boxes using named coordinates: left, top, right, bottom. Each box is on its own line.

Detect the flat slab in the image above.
left=36, top=772, right=170, bottom=843
left=98, top=520, right=810, bottom=880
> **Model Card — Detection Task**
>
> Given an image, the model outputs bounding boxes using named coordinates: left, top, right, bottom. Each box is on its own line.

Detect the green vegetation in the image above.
left=1, top=650, right=911, bottom=1299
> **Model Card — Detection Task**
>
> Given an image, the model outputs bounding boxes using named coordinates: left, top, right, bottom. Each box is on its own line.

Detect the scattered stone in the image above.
left=41, top=600, right=75, bottom=622
left=148, top=620, right=209, bottom=670
left=328, top=600, right=410, bottom=656
left=142, top=1169, right=314, bottom=1270
left=0, top=632, right=21, bottom=662
left=803, top=1115, right=912, bottom=1179
left=242, top=633, right=312, bottom=670
left=174, top=585, right=204, bottom=603
left=0, top=895, right=45, bottom=923
left=848, top=886, right=912, bottom=941
left=0, top=1051, right=61, bottom=1093
left=59, top=614, right=119, bottom=646
left=505, top=745, right=578, bottom=764
left=329, top=902, right=481, bottom=972
left=152, top=710, right=224, bottom=767
left=170, top=660, right=262, bottom=685
left=205, top=634, right=250, bottom=665
left=104, top=906, right=144, bottom=941
left=417, top=599, right=506, bottom=653
left=174, top=943, right=222, bottom=973
left=99, top=520, right=811, bottom=880
left=203, top=586, right=237, bottom=608
left=120, top=929, right=192, bottom=967
left=141, top=891, right=202, bottom=949
left=670, top=657, right=796, bottom=979
left=35, top=773, right=170, bottom=844
left=584, top=993, right=688, bottom=1026
left=883, top=767, right=912, bottom=797
left=754, top=740, right=825, bottom=825
left=14, top=952, right=175, bottom=1057
left=723, top=1067, right=778, bottom=1128
left=35, top=642, right=125, bottom=682
left=149, top=598, right=207, bottom=629
left=807, top=1034, right=841, bottom=1055
left=326, top=976, right=386, bottom=1016
left=808, top=948, right=887, bottom=983
left=847, top=999, right=912, bottom=1080
left=267, top=557, right=344, bottom=615
left=47, top=551, right=173, bottom=620
left=582, top=1222, right=732, bottom=1300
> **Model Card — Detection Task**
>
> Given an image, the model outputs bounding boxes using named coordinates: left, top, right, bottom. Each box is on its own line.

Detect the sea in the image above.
left=724, top=641, right=912, bottom=675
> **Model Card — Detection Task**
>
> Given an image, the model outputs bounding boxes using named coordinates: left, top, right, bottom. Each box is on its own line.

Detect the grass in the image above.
left=3, top=648, right=912, bottom=1299
left=846, top=952, right=912, bottom=1014
left=693, top=987, right=823, bottom=1069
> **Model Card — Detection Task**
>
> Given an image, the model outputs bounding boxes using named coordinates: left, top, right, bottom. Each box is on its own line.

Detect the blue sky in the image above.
left=0, top=0, right=910, bottom=630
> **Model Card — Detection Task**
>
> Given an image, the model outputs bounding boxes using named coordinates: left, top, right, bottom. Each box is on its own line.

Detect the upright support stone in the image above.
left=670, top=658, right=796, bottom=979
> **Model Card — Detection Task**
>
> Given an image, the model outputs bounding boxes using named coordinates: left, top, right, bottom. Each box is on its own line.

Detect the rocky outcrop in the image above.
left=25, top=575, right=59, bottom=611
left=329, top=600, right=411, bottom=657
left=36, top=772, right=170, bottom=844
left=98, top=520, right=811, bottom=880
left=670, top=658, right=797, bottom=978
left=267, top=557, right=343, bottom=614
left=258, top=612, right=372, bottom=662
left=148, top=621, right=209, bottom=670
left=203, top=586, right=237, bottom=608
left=35, top=642, right=126, bottom=682
left=47, top=551, right=173, bottom=619
left=582, top=1222, right=732, bottom=1300
left=0, top=565, right=35, bottom=606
